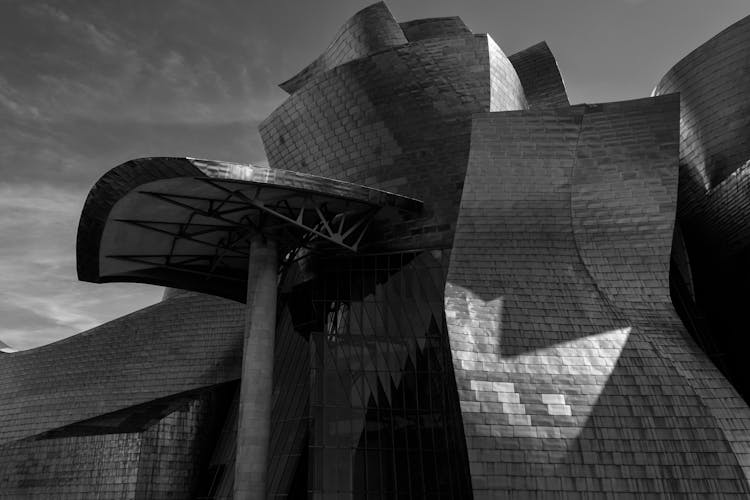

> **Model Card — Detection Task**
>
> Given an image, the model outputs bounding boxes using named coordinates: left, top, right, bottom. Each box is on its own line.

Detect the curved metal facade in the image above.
left=655, top=15, right=750, bottom=197
left=0, top=292, right=244, bottom=498
left=654, top=15, right=750, bottom=410
left=260, top=26, right=528, bottom=250
left=399, top=16, right=471, bottom=42
left=508, top=41, right=570, bottom=109
left=3, top=2, right=750, bottom=499
left=279, top=2, right=407, bottom=94
left=445, top=96, right=750, bottom=497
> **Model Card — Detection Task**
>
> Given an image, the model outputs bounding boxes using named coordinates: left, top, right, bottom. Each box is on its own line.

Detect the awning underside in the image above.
left=78, top=158, right=422, bottom=302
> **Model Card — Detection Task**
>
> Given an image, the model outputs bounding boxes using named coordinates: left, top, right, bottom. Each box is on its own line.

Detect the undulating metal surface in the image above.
left=4, top=2, right=750, bottom=498
left=654, top=14, right=750, bottom=405
left=259, top=8, right=530, bottom=252
left=0, top=384, right=234, bottom=499
left=0, top=292, right=243, bottom=446
left=445, top=96, right=750, bottom=497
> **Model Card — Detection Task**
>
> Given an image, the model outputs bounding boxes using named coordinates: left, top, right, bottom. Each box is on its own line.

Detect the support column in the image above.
left=235, top=235, right=278, bottom=499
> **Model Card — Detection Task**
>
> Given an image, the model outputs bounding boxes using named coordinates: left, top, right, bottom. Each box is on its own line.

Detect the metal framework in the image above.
left=104, top=177, right=384, bottom=282
left=197, top=178, right=381, bottom=251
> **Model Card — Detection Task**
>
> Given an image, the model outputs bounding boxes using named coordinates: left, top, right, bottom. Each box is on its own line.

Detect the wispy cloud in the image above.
left=0, top=0, right=284, bottom=350
left=22, top=2, right=125, bottom=56
left=0, top=77, right=45, bottom=121
left=9, top=1, right=283, bottom=126
left=0, top=183, right=162, bottom=349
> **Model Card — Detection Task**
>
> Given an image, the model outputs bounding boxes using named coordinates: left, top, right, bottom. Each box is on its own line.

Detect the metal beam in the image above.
left=114, top=219, right=249, bottom=256
left=107, top=254, right=246, bottom=282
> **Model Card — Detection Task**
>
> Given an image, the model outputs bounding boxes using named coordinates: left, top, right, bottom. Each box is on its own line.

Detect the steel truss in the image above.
left=106, top=178, right=382, bottom=280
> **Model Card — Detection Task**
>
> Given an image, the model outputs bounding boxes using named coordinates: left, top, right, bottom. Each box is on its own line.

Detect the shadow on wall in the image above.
left=568, top=331, right=750, bottom=495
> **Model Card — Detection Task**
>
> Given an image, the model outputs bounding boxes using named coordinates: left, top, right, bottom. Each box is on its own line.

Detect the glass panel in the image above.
left=307, top=251, right=471, bottom=499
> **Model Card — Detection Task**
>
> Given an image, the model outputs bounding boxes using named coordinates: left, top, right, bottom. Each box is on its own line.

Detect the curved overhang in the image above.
left=77, top=157, right=422, bottom=302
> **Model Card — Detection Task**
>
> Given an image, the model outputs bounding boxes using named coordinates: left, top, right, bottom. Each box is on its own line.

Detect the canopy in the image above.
left=77, top=157, right=422, bottom=301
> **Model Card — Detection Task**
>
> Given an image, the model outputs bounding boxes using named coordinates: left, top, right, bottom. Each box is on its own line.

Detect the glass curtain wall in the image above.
left=305, top=250, right=471, bottom=499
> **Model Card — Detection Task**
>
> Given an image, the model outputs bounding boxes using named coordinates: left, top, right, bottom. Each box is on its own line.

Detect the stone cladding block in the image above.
left=279, top=2, right=407, bottom=94
left=0, top=292, right=244, bottom=445
left=262, top=29, right=527, bottom=250
left=509, top=41, right=570, bottom=109
left=444, top=95, right=750, bottom=498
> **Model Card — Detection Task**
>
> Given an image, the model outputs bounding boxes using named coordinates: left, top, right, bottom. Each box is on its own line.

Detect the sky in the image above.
left=0, top=0, right=748, bottom=350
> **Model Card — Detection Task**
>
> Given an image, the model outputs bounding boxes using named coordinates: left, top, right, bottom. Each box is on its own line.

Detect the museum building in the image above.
left=1, top=3, right=750, bottom=498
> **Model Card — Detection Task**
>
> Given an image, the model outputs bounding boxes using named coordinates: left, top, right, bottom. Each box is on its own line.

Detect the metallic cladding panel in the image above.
left=261, top=33, right=527, bottom=251
left=399, top=17, right=471, bottom=42
left=0, top=433, right=142, bottom=498
left=654, top=15, right=750, bottom=206
left=445, top=96, right=750, bottom=497
left=0, top=292, right=243, bottom=445
left=488, top=35, right=529, bottom=113
left=681, top=165, right=750, bottom=261
left=654, top=15, right=750, bottom=407
left=508, top=41, right=570, bottom=109
left=279, top=2, right=407, bottom=94
left=76, top=157, right=200, bottom=284
left=0, top=390, right=227, bottom=499
left=14, top=3, right=750, bottom=498
left=134, top=391, right=228, bottom=499
left=162, top=287, right=195, bottom=301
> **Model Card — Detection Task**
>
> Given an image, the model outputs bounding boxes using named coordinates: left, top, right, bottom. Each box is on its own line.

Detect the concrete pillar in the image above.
left=235, top=235, right=278, bottom=499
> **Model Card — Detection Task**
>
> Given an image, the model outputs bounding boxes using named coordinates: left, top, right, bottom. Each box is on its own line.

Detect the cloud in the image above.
left=22, top=2, right=125, bottom=56
left=0, top=183, right=163, bottom=350
left=0, top=0, right=283, bottom=350
left=6, top=2, right=284, bottom=127
left=0, top=77, right=44, bottom=121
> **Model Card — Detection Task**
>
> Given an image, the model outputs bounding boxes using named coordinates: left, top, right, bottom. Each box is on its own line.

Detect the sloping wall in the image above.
left=445, top=96, right=750, bottom=497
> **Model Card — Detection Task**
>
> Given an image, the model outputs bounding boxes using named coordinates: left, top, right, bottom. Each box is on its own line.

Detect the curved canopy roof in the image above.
left=77, top=157, right=422, bottom=302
